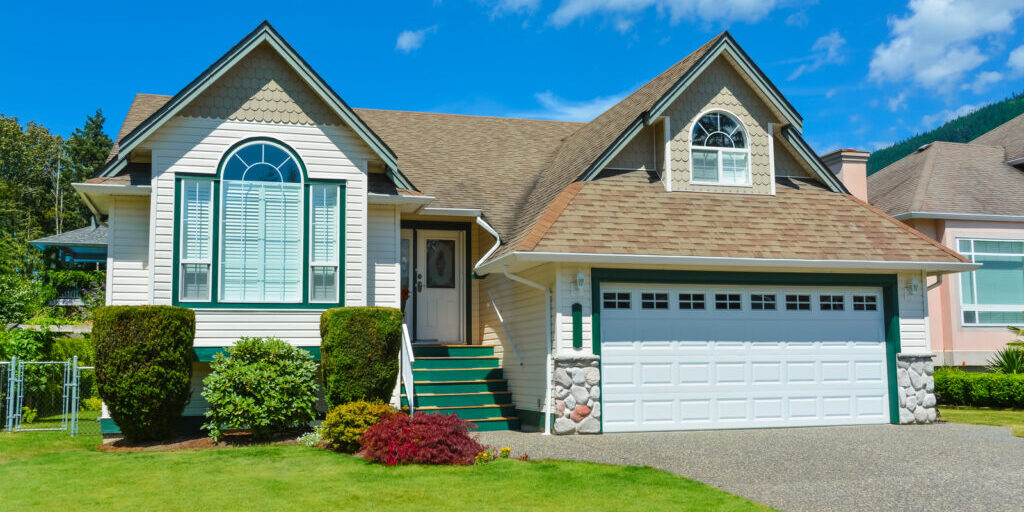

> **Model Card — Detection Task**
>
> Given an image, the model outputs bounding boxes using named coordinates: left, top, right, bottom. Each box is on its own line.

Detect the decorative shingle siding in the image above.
left=666, top=58, right=775, bottom=194
left=180, top=42, right=339, bottom=126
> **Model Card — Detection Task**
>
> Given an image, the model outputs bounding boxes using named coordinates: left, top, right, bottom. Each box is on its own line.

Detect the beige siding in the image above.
left=108, top=196, right=150, bottom=305
left=774, top=137, right=813, bottom=178
left=368, top=205, right=400, bottom=307
left=607, top=123, right=656, bottom=171
left=555, top=264, right=595, bottom=355
left=665, top=58, right=777, bottom=194
left=193, top=310, right=323, bottom=347
left=478, top=264, right=554, bottom=414
left=898, top=270, right=931, bottom=354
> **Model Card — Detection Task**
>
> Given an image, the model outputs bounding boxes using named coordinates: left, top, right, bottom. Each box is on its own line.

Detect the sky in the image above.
left=3, top=0, right=1024, bottom=154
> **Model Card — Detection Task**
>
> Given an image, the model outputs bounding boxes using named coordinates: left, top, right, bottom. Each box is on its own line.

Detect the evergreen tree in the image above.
left=63, top=109, right=113, bottom=230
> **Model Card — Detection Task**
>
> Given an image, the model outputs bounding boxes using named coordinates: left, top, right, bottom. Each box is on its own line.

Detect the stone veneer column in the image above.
left=896, top=353, right=937, bottom=424
left=552, top=355, right=600, bottom=434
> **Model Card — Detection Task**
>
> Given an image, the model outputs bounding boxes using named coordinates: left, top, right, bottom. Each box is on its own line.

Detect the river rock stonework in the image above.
left=552, top=355, right=600, bottom=434
left=897, top=353, right=936, bottom=424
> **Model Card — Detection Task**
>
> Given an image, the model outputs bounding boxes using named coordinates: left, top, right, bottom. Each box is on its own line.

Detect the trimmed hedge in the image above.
left=321, top=400, right=395, bottom=453
left=934, top=368, right=1024, bottom=409
left=93, top=306, right=194, bottom=442
left=202, top=337, right=319, bottom=442
left=320, top=307, right=402, bottom=407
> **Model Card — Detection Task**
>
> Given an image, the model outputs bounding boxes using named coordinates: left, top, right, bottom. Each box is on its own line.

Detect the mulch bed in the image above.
left=98, top=431, right=299, bottom=452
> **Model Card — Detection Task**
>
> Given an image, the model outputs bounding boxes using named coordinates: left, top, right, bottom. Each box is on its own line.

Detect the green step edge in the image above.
left=402, top=392, right=513, bottom=407
left=409, top=381, right=509, bottom=394
left=412, top=345, right=495, bottom=358
left=413, top=357, right=500, bottom=369
left=412, top=368, right=505, bottom=381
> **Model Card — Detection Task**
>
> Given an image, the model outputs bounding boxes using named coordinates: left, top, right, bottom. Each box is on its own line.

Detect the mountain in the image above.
left=868, top=91, right=1024, bottom=175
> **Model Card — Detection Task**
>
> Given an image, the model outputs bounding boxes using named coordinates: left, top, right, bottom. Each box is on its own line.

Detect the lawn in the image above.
left=0, top=431, right=771, bottom=511
left=940, top=406, right=1024, bottom=438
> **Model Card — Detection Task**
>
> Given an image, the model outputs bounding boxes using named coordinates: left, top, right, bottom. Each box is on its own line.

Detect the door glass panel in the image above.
left=426, top=239, right=456, bottom=288
left=400, top=238, right=411, bottom=289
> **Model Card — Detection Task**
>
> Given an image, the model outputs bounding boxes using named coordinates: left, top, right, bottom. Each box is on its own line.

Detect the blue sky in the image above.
left=3, top=0, right=1024, bottom=154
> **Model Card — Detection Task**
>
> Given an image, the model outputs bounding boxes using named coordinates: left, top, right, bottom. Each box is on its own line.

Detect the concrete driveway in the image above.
left=478, top=423, right=1024, bottom=511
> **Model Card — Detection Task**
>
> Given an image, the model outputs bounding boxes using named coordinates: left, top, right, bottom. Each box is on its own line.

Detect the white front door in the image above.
left=414, top=230, right=463, bottom=342
left=600, top=284, right=890, bottom=432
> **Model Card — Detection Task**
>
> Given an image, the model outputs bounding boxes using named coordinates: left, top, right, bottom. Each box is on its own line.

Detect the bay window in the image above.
left=958, top=239, right=1024, bottom=325
left=175, top=138, right=344, bottom=306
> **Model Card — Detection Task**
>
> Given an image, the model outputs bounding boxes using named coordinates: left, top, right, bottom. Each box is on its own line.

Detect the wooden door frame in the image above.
left=402, top=221, right=472, bottom=344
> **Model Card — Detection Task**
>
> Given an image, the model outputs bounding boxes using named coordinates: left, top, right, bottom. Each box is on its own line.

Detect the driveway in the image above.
left=478, top=423, right=1024, bottom=511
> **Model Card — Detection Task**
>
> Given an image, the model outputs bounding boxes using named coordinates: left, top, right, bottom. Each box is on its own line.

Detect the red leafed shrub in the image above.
left=360, top=412, right=483, bottom=466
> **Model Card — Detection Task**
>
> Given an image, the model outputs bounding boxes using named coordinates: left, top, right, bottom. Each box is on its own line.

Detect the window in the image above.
left=679, top=293, right=705, bottom=310
left=690, top=111, right=750, bottom=186
left=750, top=294, right=776, bottom=310
left=715, top=293, right=742, bottom=310
left=309, top=184, right=340, bottom=302
left=958, top=239, right=1024, bottom=325
left=785, top=294, right=810, bottom=311
left=820, top=295, right=844, bottom=311
left=603, top=292, right=630, bottom=309
left=853, top=295, right=877, bottom=311
left=175, top=138, right=344, bottom=306
left=641, top=292, right=669, bottom=309
left=180, top=179, right=213, bottom=301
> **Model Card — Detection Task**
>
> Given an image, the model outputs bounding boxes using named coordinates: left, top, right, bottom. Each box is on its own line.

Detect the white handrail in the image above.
left=400, top=322, right=416, bottom=416
left=488, top=290, right=524, bottom=366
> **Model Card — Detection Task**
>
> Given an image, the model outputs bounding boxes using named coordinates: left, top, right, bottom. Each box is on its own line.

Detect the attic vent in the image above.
left=915, top=143, right=932, bottom=153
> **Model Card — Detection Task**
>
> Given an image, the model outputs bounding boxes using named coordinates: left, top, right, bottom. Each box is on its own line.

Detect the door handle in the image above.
left=416, top=281, right=423, bottom=293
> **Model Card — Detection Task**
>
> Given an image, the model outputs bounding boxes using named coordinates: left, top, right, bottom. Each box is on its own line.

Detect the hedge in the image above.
left=934, top=368, right=1024, bottom=409
left=320, top=307, right=402, bottom=407
left=92, top=305, right=195, bottom=442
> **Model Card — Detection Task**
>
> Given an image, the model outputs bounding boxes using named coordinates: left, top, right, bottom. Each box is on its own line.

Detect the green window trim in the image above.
left=588, top=269, right=902, bottom=431
left=572, top=303, right=583, bottom=348
left=172, top=138, right=346, bottom=310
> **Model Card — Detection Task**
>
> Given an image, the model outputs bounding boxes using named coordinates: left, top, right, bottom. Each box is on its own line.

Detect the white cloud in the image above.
left=490, top=0, right=541, bottom=16
left=963, top=71, right=1004, bottom=94
left=549, top=0, right=780, bottom=27
left=921, top=103, right=979, bottom=128
left=868, top=0, right=1024, bottom=91
left=513, top=90, right=631, bottom=122
left=395, top=25, right=438, bottom=53
left=788, top=30, right=846, bottom=80
left=826, top=88, right=837, bottom=98
left=1010, top=45, right=1024, bottom=72
left=887, top=91, right=908, bottom=112
left=785, top=11, right=809, bottom=27
left=614, top=17, right=636, bottom=33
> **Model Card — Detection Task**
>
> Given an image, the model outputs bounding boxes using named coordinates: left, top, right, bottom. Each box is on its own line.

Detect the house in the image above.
left=867, top=115, right=1024, bottom=368
left=30, top=220, right=108, bottom=307
left=76, top=22, right=973, bottom=435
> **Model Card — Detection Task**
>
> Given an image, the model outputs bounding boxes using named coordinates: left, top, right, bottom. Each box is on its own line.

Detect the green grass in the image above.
left=940, top=406, right=1024, bottom=438
left=0, top=432, right=771, bottom=511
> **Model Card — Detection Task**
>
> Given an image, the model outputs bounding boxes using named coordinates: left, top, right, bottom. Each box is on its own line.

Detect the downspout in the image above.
left=473, top=216, right=500, bottom=272
left=927, top=274, right=943, bottom=291
left=503, top=265, right=553, bottom=435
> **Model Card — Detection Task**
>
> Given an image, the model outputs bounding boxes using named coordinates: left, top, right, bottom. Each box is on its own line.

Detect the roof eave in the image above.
left=893, top=211, right=1024, bottom=223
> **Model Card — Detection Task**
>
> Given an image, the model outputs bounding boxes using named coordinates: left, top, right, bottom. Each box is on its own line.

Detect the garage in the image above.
left=600, top=284, right=891, bottom=432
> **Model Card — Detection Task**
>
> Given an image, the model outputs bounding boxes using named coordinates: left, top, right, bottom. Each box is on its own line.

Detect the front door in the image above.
left=414, top=230, right=463, bottom=342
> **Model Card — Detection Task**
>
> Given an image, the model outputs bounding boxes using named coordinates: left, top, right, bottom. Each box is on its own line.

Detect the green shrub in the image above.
left=92, top=306, right=194, bottom=442
left=320, top=307, right=402, bottom=407
left=202, top=337, right=318, bottom=442
left=21, top=406, right=37, bottom=424
left=82, top=397, right=103, bottom=411
left=320, top=400, right=395, bottom=453
left=0, top=328, right=53, bottom=361
left=987, top=346, right=1024, bottom=374
left=934, top=368, right=1024, bottom=408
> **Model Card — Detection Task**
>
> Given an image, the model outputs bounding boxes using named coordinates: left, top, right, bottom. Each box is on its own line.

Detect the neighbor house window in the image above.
left=175, top=138, right=344, bottom=306
left=958, top=239, right=1024, bottom=325
left=690, top=111, right=750, bottom=186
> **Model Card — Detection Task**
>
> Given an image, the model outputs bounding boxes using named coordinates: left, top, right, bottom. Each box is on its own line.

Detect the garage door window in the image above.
left=679, top=293, right=705, bottom=310
left=603, top=292, right=631, bottom=309
left=820, top=295, right=845, bottom=311
left=641, top=292, right=669, bottom=309
left=785, top=294, right=811, bottom=310
left=715, top=293, right=742, bottom=310
left=750, top=294, right=776, bottom=310
left=853, top=295, right=877, bottom=311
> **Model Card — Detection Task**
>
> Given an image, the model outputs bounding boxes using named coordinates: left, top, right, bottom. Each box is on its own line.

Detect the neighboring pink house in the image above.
left=845, top=114, right=1024, bottom=367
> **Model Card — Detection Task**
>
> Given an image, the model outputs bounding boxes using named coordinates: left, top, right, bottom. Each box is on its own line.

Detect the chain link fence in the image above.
left=2, top=357, right=100, bottom=436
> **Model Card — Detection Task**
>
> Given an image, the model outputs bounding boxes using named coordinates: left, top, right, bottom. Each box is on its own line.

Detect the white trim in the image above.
left=955, top=236, right=1024, bottom=327
left=419, top=207, right=483, bottom=217
left=474, top=216, right=501, bottom=272
left=367, top=193, right=434, bottom=206
left=662, top=116, right=672, bottom=192
left=687, top=109, right=752, bottom=187
left=893, top=211, right=1024, bottom=223
left=767, top=122, right=776, bottom=197
left=105, top=201, right=114, bottom=306
left=477, top=250, right=979, bottom=275
left=72, top=183, right=152, bottom=196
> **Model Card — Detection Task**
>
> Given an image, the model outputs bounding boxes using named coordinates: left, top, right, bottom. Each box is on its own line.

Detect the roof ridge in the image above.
left=517, top=181, right=586, bottom=251
left=909, top=143, right=938, bottom=211
left=352, top=108, right=586, bottom=126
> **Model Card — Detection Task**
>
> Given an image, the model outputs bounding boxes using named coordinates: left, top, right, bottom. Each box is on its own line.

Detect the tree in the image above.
left=63, top=110, right=112, bottom=230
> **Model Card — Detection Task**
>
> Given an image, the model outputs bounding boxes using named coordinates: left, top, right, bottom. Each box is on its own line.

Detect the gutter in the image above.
left=474, top=217, right=501, bottom=273
left=367, top=192, right=434, bottom=208
left=502, top=266, right=553, bottom=436
left=478, top=251, right=979, bottom=275
left=73, top=183, right=152, bottom=196
left=892, top=211, right=1024, bottom=223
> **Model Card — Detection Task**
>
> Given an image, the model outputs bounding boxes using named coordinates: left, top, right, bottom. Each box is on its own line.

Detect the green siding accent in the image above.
left=100, top=415, right=206, bottom=436
left=572, top=303, right=583, bottom=349
left=193, top=346, right=321, bottom=362
left=589, top=268, right=904, bottom=430
left=470, top=418, right=520, bottom=431
left=515, top=408, right=546, bottom=429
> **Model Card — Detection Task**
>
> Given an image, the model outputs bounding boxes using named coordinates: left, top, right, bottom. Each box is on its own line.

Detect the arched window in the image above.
left=690, top=111, right=750, bottom=186
left=177, top=138, right=342, bottom=305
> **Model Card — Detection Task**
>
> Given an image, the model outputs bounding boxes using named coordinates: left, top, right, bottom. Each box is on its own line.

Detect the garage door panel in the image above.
left=600, top=284, right=889, bottom=432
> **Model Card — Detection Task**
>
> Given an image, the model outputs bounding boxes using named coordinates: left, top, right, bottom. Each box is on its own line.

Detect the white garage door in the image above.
left=601, top=284, right=890, bottom=432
